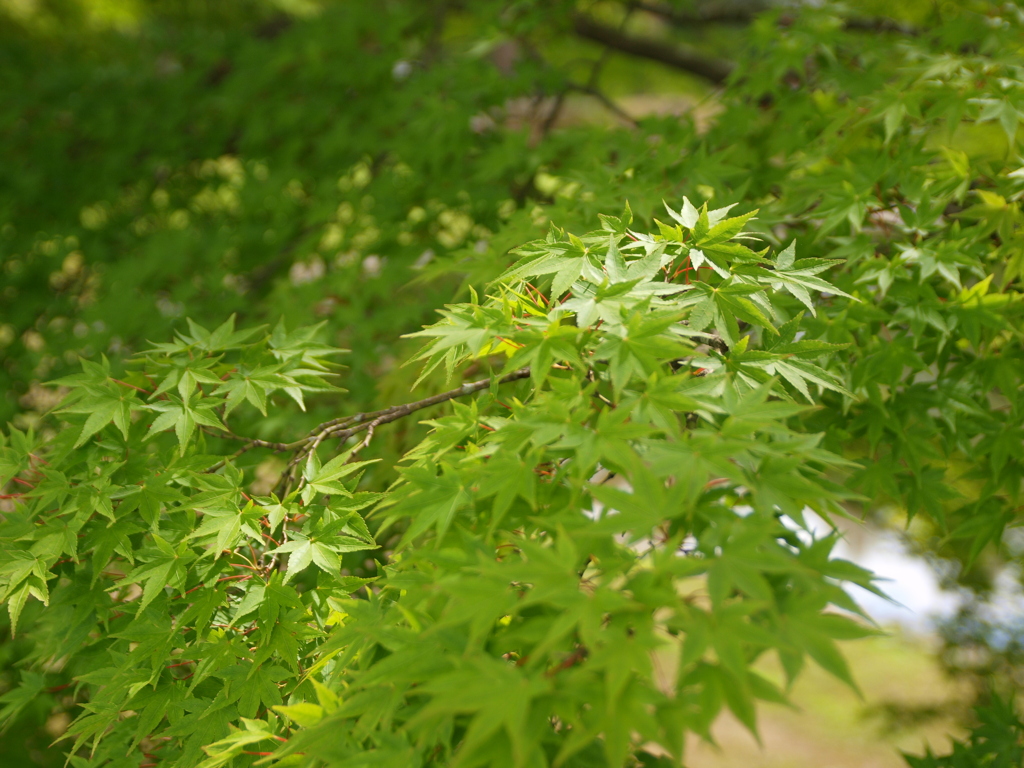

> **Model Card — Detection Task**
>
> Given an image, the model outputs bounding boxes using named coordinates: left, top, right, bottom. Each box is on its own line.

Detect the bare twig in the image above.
left=202, top=430, right=294, bottom=473
left=346, top=415, right=385, bottom=462
left=540, top=90, right=569, bottom=136
left=566, top=83, right=639, bottom=127
left=212, top=431, right=292, bottom=451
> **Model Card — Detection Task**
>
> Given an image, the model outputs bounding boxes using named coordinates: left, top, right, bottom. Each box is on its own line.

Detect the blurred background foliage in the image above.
left=2, top=0, right=1024, bottom=765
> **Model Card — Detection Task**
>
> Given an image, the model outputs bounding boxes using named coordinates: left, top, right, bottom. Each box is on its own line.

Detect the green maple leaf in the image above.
left=729, top=347, right=851, bottom=401
left=177, top=314, right=263, bottom=353
left=271, top=523, right=374, bottom=581
left=189, top=500, right=263, bottom=555
left=678, top=281, right=777, bottom=347
left=53, top=358, right=140, bottom=446
left=231, top=581, right=266, bottom=624
left=213, top=365, right=289, bottom=416
left=410, top=657, right=549, bottom=765
left=972, top=96, right=1024, bottom=143
left=196, top=717, right=280, bottom=768
left=300, top=451, right=377, bottom=504
left=115, top=534, right=195, bottom=610
left=269, top=318, right=346, bottom=370
left=391, top=463, right=472, bottom=546
left=62, top=393, right=136, bottom=448
left=476, top=453, right=537, bottom=531
left=737, top=242, right=853, bottom=315
left=591, top=310, right=692, bottom=391
left=144, top=391, right=226, bottom=452
left=149, top=355, right=224, bottom=400
left=0, top=672, right=47, bottom=731
left=693, top=207, right=759, bottom=248
left=499, top=234, right=601, bottom=299
left=273, top=537, right=315, bottom=581
left=562, top=237, right=681, bottom=328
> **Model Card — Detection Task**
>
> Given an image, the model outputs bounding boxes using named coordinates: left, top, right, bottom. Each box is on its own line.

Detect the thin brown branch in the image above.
left=270, top=367, right=533, bottom=495
left=203, top=430, right=295, bottom=473
left=213, top=430, right=292, bottom=451
left=307, top=407, right=391, bottom=441
left=313, top=367, right=534, bottom=452
left=346, top=416, right=384, bottom=462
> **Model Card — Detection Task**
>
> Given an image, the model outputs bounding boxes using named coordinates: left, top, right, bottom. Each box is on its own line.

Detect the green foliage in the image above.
left=4, top=0, right=1024, bottom=765
left=904, top=695, right=1024, bottom=768
left=0, top=0, right=555, bottom=426
left=0, top=206, right=884, bottom=766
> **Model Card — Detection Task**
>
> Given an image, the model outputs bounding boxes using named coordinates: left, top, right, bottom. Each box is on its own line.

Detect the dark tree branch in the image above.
left=572, top=14, right=734, bottom=84
left=636, top=0, right=920, bottom=36
left=633, top=0, right=760, bottom=26
left=842, top=16, right=920, bottom=36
